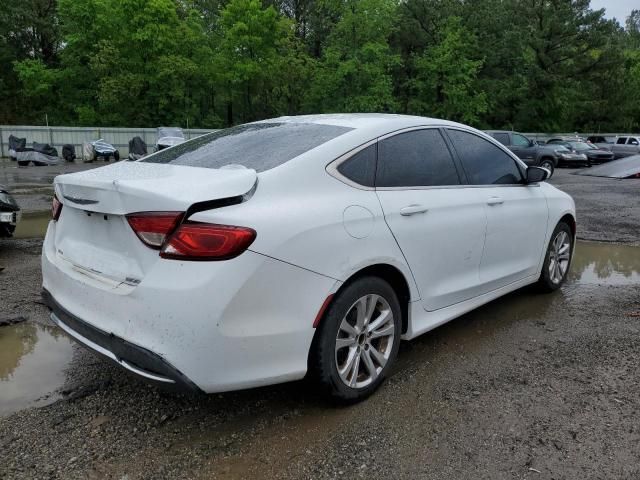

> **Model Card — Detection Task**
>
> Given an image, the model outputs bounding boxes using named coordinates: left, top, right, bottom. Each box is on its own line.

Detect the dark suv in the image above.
left=485, top=130, right=558, bottom=176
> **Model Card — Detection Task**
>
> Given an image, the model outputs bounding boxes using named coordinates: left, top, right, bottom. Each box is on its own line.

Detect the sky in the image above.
left=590, top=0, right=638, bottom=24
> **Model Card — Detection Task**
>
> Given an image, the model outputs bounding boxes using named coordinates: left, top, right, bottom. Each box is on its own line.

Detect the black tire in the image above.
left=537, top=221, right=573, bottom=292
left=540, top=158, right=555, bottom=177
left=309, top=276, right=402, bottom=403
left=114, top=150, right=120, bottom=162
left=17, top=160, right=30, bottom=167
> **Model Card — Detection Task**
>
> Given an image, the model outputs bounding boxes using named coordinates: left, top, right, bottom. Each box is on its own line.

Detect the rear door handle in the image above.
left=487, top=196, right=504, bottom=206
left=400, top=204, right=429, bottom=216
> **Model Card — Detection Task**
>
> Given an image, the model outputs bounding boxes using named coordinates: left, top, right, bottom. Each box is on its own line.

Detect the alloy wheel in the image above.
left=334, top=294, right=395, bottom=388
left=548, top=230, right=571, bottom=284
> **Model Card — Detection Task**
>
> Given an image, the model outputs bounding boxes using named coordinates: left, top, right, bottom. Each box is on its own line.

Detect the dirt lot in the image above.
left=1, top=163, right=639, bottom=479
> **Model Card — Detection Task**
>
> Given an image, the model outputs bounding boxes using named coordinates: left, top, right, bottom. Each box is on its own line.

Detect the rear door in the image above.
left=375, top=128, right=488, bottom=312
left=445, top=128, right=548, bottom=292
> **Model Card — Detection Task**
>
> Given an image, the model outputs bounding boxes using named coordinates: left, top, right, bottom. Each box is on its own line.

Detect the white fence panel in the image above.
left=0, top=125, right=215, bottom=158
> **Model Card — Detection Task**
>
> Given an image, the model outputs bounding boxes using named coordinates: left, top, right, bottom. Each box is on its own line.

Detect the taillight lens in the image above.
left=160, top=222, right=256, bottom=261
left=127, top=212, right=183, bottom=248
left=52, top=194, right=63, bottom=221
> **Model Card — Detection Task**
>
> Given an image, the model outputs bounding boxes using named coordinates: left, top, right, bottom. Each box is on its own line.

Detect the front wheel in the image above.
left=540, top=159, right=555, bottom=178
left=309, top=277, right=402, bottom=403
left=537, top=222, right=573, bottom=292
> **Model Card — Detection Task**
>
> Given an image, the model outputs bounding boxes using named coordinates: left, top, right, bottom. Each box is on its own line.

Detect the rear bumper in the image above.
left=42, top=288, right=202, bottom=392
left=41, top=220, right=338, bottom=393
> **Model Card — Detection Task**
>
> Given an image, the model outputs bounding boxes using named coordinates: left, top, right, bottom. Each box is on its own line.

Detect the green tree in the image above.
left=407, top=17, right=487, bottom=124
left=214, top=0, right=297, bottom=125
left=307, top=0, right=400, bottom=112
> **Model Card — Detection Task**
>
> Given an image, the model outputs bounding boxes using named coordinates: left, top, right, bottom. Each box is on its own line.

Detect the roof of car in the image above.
left=256, top=113, right=464, bottom=130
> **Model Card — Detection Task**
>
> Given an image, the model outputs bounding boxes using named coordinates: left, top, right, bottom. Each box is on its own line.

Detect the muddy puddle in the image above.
left=569, top=242, right=640, bottom=285
left=0, top=322, right=74, bottom=416
left=0, top=240, right=636, bottom=418
left=13, top=211, right=50, bottom=239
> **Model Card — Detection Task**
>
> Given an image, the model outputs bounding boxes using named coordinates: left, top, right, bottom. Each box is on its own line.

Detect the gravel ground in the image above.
left=549, top=169, right=640, bottom=246
left=0, top=163, right=639, bottom=479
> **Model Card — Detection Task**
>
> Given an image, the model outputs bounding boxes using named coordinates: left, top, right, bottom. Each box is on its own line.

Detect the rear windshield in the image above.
left=143, top=122, right=352, bottom=172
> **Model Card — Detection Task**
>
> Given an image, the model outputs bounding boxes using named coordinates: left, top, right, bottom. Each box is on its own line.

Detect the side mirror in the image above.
left=529, top=139, right=537, bottom=146
left=527, top=166, right=549, bottom=183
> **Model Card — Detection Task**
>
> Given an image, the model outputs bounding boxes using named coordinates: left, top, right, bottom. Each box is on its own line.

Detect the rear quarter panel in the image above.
left=189, top=147, right=421, bottom=301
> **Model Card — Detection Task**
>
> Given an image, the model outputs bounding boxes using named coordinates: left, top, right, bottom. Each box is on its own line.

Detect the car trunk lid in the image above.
left=51, top=162, right=257, bottom=287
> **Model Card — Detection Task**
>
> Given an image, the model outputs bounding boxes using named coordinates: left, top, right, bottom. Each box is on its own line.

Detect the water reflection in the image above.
left=0, top=323, right=74, bottom=416
left=13, top=211, right=51, bottom=239
left=569, top=242, right=640, bottom=285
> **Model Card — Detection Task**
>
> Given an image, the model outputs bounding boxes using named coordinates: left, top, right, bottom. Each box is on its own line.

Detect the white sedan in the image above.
left=42, top=114, right=575, bottom=402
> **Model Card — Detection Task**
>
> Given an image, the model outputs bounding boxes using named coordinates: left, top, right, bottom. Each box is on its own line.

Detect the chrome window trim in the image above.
left=325, top=138, right=378, bottom=191
left=376, top=183, right=539, bottom=192
left=326, top=124, right=532, bottom=191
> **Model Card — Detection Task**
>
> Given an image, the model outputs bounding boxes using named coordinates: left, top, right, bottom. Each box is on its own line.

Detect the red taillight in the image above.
left=160, top=222, right=256, bottom=261
left=52, top=194, right=63, bottom=221
left=126, top=212, right=183, bottom=248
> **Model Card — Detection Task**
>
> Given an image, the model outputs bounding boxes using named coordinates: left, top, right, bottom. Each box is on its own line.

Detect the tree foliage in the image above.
left=1, top=0, right=639, bottom=132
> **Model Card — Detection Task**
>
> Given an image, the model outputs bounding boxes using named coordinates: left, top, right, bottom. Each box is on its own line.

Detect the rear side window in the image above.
left=492, top=133, right=509, bottom=145
left=376, top=129, right=460, bottom=187
left=617, top=137, right=627, bottom=144
left=447, top=129, right=523, bottom=185
left=337, top=144, right=376, bottom=187
left=143, top=123, right=352, bottom=172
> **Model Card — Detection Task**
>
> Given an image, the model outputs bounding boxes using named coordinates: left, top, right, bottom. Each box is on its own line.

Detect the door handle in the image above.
left=400, top=204, right=429, bottom=216
left=487, top=196, right=504, bottom=206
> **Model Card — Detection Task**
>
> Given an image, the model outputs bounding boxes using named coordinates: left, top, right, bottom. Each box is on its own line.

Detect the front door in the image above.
left=445, top=129, right=549, bottom=292
left=375, top=128, right=488, bottom=312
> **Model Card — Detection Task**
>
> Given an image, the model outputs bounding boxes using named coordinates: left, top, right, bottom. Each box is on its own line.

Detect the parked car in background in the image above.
left=82, top=140, right=120, bottom=162
left=586, top=135, right=615, bottom=145
left=156, top=127, right=186, bottom=151
left=128, top=136, right=148, bottom=161
left=608, top=136, right=640, bottom=159
left=485, top=130, right=558, bottom=176
left=546, top=138, right=613, bottom=164
left=15, top=142, right=60, bottom=166
left=8, top=135, right=26, bottom=161
left=43, top=114, right=576, bottom=402
left=0, top=185, right=20, bottom=238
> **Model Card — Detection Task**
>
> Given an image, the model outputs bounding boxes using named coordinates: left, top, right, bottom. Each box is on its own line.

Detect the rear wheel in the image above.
left=309, top=277, right=401, bottom=403
left=537, top=222, right=573, bottom=292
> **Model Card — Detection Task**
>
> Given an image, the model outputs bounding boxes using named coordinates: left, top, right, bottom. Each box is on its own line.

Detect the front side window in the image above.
left=376, top=129, right=460, bottom=188
left=511, top=134, right=530, bottom=147
left=446, top=129, right=523, bottom=185
left=143, top=123, right=352, bottom=172
left=629, top=138, right=639, bottom=146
